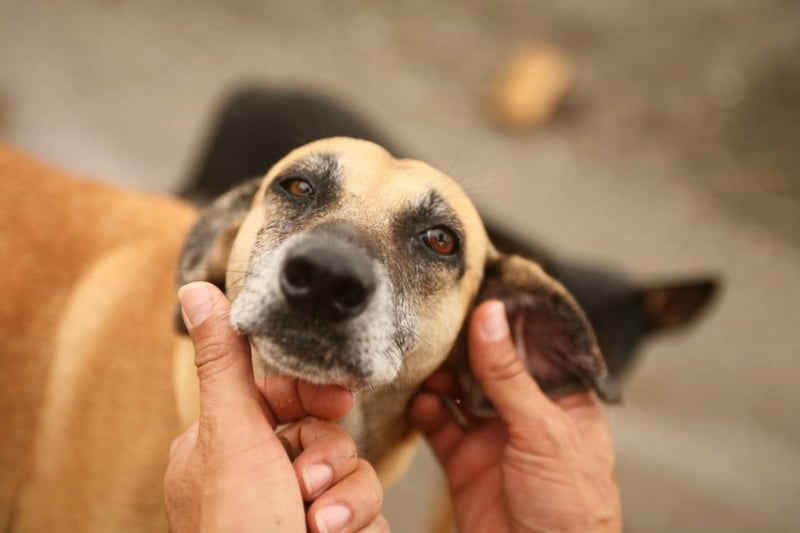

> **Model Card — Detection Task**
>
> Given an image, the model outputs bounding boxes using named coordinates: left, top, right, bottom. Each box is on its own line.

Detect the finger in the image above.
left=408, top=391, right=466, bottom=466
left=178, top=282, right=268, bottom=443
left=278, top=418, right=359, bottom=500
left=467, top=300, right=556, bottom=427
left=420, top=369, right=458, bottom=396
left=307, top=459, right=383, bottom=533
left=163, top=423, right=201, bottom=528
left=168, top=421, right=199, bottom=460
left=298, top=380, right=354, bottom=419
left=358, top=514, right=391, bottom=532
left=255, top=377, right=354, bottom=424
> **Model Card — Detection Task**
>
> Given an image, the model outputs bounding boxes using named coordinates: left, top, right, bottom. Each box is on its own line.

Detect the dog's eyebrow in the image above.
left=276, top=152, right=340, bottom=182
left=406, top=190, right=463, bottom=229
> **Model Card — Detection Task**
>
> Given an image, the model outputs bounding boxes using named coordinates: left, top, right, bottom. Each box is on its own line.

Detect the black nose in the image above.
left=279, top=238, right=376, bottom=321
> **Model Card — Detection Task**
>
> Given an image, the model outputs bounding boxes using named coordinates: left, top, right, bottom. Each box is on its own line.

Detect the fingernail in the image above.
left=303, top=463, right=334, bottom=497
left=315, top=504, right=351, bottom=533
left=479, top=300, right=509, bottom=342
left=178, top=283, right=213, bottom=328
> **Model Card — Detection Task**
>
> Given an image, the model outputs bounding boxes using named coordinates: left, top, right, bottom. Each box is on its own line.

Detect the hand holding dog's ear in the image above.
left=457, top=255, right=620, bottom=417
left=411, top=300, right=622, bottom=533
left=165, top=282, right=388, bottom=533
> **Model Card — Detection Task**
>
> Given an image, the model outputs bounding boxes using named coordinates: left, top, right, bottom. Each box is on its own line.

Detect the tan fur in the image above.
left=0, top=144, right=197, bottom=531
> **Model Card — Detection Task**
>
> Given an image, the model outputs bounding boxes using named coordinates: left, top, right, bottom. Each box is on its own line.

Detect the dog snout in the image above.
left=279, top=236, right=376, bottom=321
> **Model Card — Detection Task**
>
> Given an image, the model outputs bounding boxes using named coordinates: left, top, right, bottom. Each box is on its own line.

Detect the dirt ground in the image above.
left=1, top=1, right=798, bottom=531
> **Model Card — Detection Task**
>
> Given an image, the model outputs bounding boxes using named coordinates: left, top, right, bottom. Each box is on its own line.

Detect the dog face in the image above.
left=178, top=137, right=616, bottom=407
left=226, top=138, right=489, bottom=390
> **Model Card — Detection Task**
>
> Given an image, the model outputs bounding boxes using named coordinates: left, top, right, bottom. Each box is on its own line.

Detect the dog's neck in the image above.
left=344, top=385, right=422, bottom=485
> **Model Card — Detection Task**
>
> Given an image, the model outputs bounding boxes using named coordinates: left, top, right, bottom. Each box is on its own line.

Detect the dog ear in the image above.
left=640, top=278, right=719, bottom=331
left=457, top=255, right=620, bottom=416
left=174, top=177, right=262, bottom=333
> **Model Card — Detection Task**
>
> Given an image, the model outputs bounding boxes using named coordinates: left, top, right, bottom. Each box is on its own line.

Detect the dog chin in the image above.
left=248, top=336, right=381, bottom=391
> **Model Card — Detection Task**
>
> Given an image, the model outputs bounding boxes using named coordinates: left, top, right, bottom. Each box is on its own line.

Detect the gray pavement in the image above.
left=1, top=1, right=798, bottom=530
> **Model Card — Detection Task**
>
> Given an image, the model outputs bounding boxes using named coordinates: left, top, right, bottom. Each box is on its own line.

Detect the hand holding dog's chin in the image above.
left=165, top=282, right=387, bottom=533
left=410, top=300, right=622, bottom=533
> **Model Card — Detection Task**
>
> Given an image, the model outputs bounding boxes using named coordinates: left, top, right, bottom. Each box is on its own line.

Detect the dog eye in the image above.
left=421, top=226, right=458, bottom=256
left=279, top=177, right=315, bottom=197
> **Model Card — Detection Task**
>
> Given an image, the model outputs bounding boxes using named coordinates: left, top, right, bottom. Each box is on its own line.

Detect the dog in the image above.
left=1, top=137, right=620, bottom=532
left=182, top=87, right=719, bottom=380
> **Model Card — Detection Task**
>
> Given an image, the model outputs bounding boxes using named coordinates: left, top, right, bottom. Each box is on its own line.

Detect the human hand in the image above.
left=165, top=282, right=388, bottom=533
left=410, top=300, right=621, bottom=533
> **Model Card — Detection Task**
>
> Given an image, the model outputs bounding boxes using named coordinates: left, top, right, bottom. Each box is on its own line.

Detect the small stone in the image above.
left=485, top=42, right=574, bottom=132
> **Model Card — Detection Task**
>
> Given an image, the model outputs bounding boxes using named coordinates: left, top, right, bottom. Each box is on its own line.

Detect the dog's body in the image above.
left=1, top=138, right=616, bottom=532
left=0, top=144, right=198, bottom=531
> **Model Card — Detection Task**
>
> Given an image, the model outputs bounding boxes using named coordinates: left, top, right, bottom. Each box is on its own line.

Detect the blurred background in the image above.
left=1, top=0, right=798, bottom=530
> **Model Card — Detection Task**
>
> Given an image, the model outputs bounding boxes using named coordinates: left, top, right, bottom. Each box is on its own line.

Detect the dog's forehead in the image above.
left=260, top=137, right=486, bottom=238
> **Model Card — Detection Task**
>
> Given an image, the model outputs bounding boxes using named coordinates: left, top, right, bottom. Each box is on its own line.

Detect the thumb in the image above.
left=468, top=300, right=552, bottom=427
left=178, top=282, right=267, bottom=441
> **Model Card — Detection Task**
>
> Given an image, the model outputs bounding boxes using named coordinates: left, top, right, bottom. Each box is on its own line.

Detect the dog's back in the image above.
left=0, top=144, right=197, bottom=532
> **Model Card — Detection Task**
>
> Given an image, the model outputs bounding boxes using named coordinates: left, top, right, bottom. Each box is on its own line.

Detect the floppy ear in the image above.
left=174, top=177, right=262, bottom=332
left=458, top=255, right=620, bottom=416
